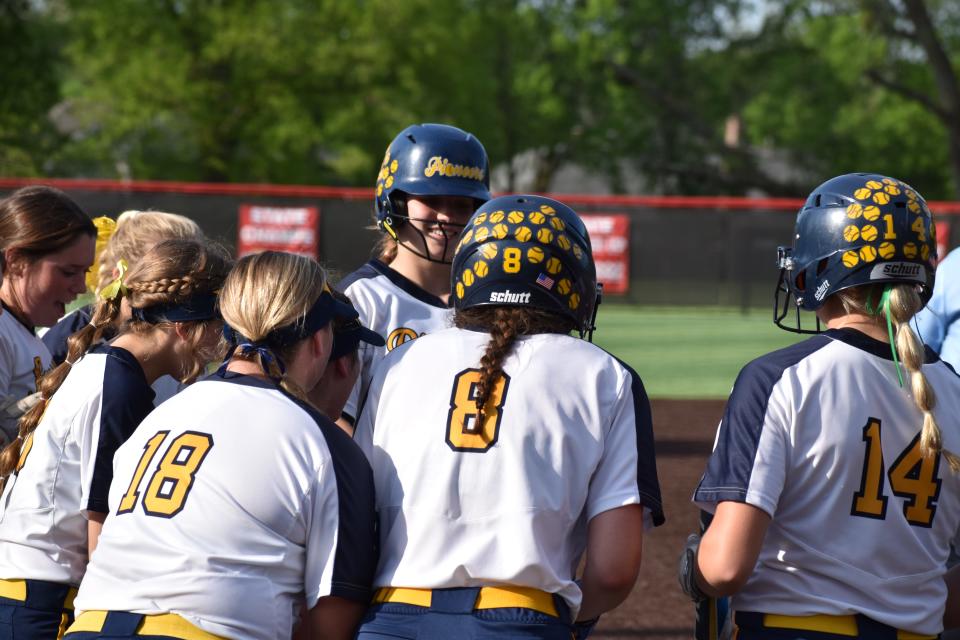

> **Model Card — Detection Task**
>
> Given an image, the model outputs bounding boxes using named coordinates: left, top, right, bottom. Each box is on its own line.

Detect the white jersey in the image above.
left=0, top=346, right=154, bottom=586
left=354, top=328, right=664, bottom=619
left=694, top=328, right=960, bottom=635
left=339, top=259, right=452, bottom=423
left=74, top=371, right=378, bottom=640
left=0, top=307, right=51, bottom=443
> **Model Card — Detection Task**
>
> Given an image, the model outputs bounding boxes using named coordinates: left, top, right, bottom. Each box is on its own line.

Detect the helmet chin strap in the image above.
left=391, top=215, right=465, bottom=265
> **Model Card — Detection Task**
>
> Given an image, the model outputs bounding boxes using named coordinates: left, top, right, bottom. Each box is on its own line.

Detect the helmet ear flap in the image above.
left=377, top=193, right=406, bottom=238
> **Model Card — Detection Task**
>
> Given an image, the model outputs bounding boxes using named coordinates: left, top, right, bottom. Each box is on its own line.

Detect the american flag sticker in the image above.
left=536, top=273, right=555, bottom=290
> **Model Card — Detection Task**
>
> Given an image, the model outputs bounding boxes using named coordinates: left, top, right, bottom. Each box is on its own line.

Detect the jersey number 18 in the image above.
left=116, top=431, right=214, bottom=518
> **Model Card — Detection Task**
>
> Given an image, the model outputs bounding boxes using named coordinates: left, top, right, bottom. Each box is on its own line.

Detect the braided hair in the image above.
left=454, top=306, right=575, bottom=426
left=0, top=238, right=231, bottom=490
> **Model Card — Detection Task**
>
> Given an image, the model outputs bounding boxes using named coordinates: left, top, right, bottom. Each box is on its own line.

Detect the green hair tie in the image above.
left=879, top=286, right=904, bottom=388
left=98, top=259, right=128, bottom=301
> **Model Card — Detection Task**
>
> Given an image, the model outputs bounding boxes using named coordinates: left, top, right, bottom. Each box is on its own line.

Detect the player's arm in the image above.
left=577, top=503, right=644, bottom=621
left=87, top=510, right=107, bottom=556
left=945, top=563, right=960, bottom=629
left=294, top=596, right=366, bottom=640
left=695, top=501, right=770, bottom=597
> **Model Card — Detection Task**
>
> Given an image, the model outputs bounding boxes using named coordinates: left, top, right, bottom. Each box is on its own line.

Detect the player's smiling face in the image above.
left=401, top=195, right=476, bottom=262
left=2, top=234, right=95, bottom=328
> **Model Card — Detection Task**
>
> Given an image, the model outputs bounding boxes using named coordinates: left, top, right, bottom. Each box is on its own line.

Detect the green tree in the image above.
left=0, top=2, right=66, bottom=176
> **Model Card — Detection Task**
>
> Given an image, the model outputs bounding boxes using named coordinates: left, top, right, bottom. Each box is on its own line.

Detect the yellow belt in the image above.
left=761, top=613, right=936, bottom=640
left=0, top=578, right=77, bottom=610
left=67, top=611, right=225, bottom=640
left=374, top=586, right=558, bottom=617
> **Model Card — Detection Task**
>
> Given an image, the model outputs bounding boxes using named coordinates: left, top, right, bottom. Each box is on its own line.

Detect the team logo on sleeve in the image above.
left=386, top=327, right=425, bottom=352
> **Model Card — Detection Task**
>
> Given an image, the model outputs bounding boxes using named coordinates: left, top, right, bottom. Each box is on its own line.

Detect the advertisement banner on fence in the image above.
left=238, top=204, right=319, bottom=258
left=581, top=213, right=630, bottom=294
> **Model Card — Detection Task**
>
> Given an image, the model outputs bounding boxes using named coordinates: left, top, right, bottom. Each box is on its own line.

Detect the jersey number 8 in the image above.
left=117, top=431, right=214, bottom=518
left=445, top=369, right=510, bottom=453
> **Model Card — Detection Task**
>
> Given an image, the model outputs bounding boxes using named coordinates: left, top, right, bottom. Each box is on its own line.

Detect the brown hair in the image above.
left=96, top=210, right=202, bottom=293
left=837, top=283, right=960, bottom=472
left=454, top=306, right=574, bottom=425
left=0, top=238, right=232, bottom=490
left=375, top=234, right=398, bottom=263
left=0, top=186, right=95, bottom=272
left=218, top=251, right=330, bottom=402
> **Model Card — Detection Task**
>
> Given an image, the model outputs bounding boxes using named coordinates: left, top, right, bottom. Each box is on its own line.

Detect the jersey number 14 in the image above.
left=116, top=431, right=214, bottom=518
left=851, top=417, right=941, bottom=528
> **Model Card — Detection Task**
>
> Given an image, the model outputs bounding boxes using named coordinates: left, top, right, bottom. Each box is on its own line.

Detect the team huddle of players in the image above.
left=0, top=123, right=957, bottom=640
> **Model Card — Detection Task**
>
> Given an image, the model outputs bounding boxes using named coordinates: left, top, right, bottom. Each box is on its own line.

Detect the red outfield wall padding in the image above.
left=3, top=177, right=960, bottom=214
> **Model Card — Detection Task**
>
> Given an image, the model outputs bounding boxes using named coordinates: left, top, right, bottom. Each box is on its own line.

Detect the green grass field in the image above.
left=593, top=305, right=806, bottom=398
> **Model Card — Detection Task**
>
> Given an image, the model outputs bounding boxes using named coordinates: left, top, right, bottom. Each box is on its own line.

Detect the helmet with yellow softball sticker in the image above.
left=375, top=123, right=491, bottom=237
left=451, top=194, right=600, bottom=337
left=775, top=173, right=937, bottom=333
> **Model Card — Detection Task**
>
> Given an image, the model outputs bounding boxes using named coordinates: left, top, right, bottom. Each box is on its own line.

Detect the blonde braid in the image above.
left=127, top=276, right=200, bottom=296
left=889, top=285, right=960, bottom=472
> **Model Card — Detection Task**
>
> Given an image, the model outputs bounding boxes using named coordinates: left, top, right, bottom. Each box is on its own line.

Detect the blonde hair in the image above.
left=96, top=210, right=202, bottom=293
left=218, top=251, right=330, bottom=401
left=0, top=238, right=232, bottom=490
left=838, top=283, right=960, bottom=472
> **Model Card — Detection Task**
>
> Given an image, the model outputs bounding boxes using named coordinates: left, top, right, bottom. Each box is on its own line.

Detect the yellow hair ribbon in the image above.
left=87, top=217, right=118, bottom=293
left=98, top=259, right=128, bottom=301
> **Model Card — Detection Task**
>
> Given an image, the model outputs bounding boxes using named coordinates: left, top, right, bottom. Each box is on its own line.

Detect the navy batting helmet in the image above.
left=451, top=195, right=600, bottom=337
left=375, top=123, right=491, bottom=238
left=775, top=173, right=937, bottom=332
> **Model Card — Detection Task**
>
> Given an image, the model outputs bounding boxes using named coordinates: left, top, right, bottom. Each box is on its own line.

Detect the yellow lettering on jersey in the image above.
left=15, top=432, right=34, bottom=472
left=387, top=327, right=422, bottom=352
left=851, top=418, right=941, bottom=527
left=888, top=432, right=940, bottom=528
left=32, top=357, right=43, bottom=390
left=445, top=369, right=510, bottom=453
left=117, top=431, right=169, bottom=514
left=851, top=418, right=888, bottom=519
left=141, top=432, right=214, bottom=518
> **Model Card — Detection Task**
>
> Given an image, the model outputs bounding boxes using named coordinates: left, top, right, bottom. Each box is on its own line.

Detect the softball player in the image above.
left=354, top=195, right=664, bottom=639
left=337, top=123, right=491, bottom=430
left=43, top=210, right=202, bottom=368
left=0, top=238, right=230, bottom=640
left=66, top=251, right=378, bottom=640
left=680, top=174, right=960, bottom=638
left=0, top=186, right=96, bottom=445
left=307, top=289, right=385, bottom=423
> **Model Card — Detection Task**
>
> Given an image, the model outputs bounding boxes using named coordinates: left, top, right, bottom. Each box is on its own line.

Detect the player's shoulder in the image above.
left=82, top=345, right=154, bottom=401
left=338, top=260, right=385, bottom=292
left=286, top=392, right=373, bottom=473
left=340, top=260, right=448, bottom=310
left=0, top=308, right=43, bottom=349
left=735, top=332, right=836, bottom=389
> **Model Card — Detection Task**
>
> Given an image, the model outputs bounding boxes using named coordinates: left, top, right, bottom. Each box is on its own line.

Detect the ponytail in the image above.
left=473, top=308, right=520, bottom=426
left=455, top=306, right=575, bottom=426
left=888, top=285, right=960, bottom=472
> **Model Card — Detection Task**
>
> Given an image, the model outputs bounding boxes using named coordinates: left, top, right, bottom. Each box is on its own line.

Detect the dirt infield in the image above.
left=594, top=398, right=726, bottom=639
